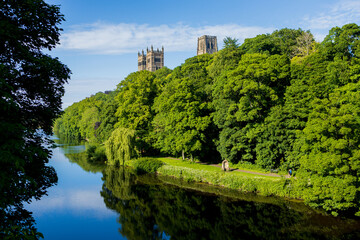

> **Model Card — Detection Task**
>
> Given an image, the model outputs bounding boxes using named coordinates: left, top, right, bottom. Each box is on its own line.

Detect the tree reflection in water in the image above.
left=101, top=166, right=360, bottom=240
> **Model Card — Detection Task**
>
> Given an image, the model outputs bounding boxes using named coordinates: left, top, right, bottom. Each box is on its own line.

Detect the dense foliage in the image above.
left=104, top=127, right=137, bottom=166
left=153, top=55, right=220, bottom=162
left=133, top=157, right=164, bottom=174
left=0, top=0, right=70, bottom=238
left=55, top=23, right=360, bottom=216
left=53, top=91, right=118, bottom=143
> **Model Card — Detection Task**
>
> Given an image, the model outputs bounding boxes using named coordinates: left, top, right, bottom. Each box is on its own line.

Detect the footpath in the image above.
left=165, top=157, right=287, bottom=178
left=197, top=162, right=284, bottom=177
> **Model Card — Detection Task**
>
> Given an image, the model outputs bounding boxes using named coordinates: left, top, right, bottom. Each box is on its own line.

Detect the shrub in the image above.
left=133, top=158, right=164, bottom=174
left=86, top=145, right=106, bottom=162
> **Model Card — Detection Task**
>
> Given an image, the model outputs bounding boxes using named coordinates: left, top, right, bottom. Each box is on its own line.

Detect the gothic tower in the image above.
left=197, top=35, right=218, bottom=55
left=138, top=50, right=146, bottom=71
left=138, top=46, right=164, bottom=72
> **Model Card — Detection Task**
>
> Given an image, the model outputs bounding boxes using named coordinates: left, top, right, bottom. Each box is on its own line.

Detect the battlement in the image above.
left=138, top=46, right=164, bottom=72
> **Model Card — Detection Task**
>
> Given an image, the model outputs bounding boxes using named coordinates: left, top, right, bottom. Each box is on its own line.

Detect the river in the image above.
left=25, top=137, right=360, bottom=239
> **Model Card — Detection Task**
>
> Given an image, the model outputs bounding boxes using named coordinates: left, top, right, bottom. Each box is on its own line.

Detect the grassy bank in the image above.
left=129, top=157, right=301, bottom=199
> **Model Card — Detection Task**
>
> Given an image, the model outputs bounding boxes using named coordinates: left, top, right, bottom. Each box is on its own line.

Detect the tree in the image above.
left=208, top=43, right=242, bottom=78
left=292, top=31, right=316, bottom=58
left=321, top=23, right=360, bottom=61
left=114, top=70, right=165, bottom=155
left=105, top=128, right=138, bottom=166
left=0, top=0, right=70, bottom=237
left=53, top=91, right=119, bottom=144
left=79, top=106, right=100, bottom=141
left=212, top=53, right=290, bottom=163
left=153, top=54, right=220, bottom=162
left=96, top=91, right=119, bottom=143
left=240, top=28, right=305, bottom=58
left=223, top=36, right=239, bottom=49
left=284, top=25, right=360, bottom=170
left=296, top=83, right=360, bottom=216
left=115, top=71, right=157, bottom=131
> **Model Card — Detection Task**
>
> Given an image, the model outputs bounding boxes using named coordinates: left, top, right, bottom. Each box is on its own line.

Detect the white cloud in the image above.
left=26, top=188, right=115, bottom=219
left=303, top=0, right=360, bottom=30
left=59, top=22, right=273, bottom=54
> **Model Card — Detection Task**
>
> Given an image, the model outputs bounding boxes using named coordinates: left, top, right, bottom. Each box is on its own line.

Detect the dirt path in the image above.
left=197, top=162, right=283, bottom=177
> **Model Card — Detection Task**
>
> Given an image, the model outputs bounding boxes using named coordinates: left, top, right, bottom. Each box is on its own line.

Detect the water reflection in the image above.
left=54, top=137, right=105, bottom=173
left=101, top=166, right=360, bottom=240
left=26, top=139, right=122, bottom=239
left=25, top=138, right=360, bottom=239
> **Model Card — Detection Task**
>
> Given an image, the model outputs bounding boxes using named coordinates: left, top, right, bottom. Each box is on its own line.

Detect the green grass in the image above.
left=157, top=165, right=296, bottom=197
left=125, top=157, right=300, bottom=198
left=158, top=157, right=281, bottom=179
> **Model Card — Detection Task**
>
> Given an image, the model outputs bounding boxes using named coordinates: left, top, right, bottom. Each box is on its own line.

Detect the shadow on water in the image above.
left=101, top=166, right=360, bottom=240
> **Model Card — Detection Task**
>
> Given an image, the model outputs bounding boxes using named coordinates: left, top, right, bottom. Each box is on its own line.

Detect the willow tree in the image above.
left=105, top=128, right=138, bottom=166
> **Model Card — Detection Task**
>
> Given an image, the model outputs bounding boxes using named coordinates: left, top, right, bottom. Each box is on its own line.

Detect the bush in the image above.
left=133, top=158, right=164, bottom=174
left=86, top=145, right=106, bottom=162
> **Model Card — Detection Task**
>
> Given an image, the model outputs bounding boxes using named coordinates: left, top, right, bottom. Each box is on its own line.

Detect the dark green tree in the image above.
left=321, top=23, right=360, bottom=61
left=212, top=53, right=290, bottom=163
left=0, top=0, right=70, bottom=238
left=95, top=91, right=119, bottom=143
left=240, top=28, right=305, bottom=58
left=115, top=70, right=166, bottom=155
left=153, top=54, right=220, bottom=162
left=296, top=83, right=360, bottom=216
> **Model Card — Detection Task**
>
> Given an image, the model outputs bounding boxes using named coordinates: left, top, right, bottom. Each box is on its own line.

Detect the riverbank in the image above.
left=127, top=157, right=301, bottom=199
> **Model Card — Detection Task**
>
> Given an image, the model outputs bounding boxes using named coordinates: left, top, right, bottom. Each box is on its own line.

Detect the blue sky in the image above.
left=46, top=0, right=360, bottom=108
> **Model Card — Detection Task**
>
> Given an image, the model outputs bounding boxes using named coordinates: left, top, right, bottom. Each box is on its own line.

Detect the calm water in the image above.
left=26, top=138, right=360, bottom=239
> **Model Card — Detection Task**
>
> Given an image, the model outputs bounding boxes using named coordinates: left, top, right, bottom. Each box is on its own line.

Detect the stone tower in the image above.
left=197, top=35, right=218, bottom=55
left=138, top=46, right=164, bottom=72
left=138, top=50, right=146, bottom=71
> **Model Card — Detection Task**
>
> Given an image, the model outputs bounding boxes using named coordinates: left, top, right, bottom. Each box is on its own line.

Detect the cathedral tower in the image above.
left=197, top=35, right=218, bottom=55
left=138, top=46, right=164, bottom=72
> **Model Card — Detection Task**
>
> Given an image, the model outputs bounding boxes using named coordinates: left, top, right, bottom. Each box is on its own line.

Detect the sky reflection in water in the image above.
left=25, top=139, right=360, bottom=240
left=26, top=143, right=124, bottom=240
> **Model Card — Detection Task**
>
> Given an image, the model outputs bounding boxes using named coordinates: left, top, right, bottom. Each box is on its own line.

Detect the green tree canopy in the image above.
left=105, top=127, right=138, bottom=166
left=321, top=23, right=360, bottom=61
left=223, top=36, right=239, bottom=49
left=0, top=0, right=70, bottom=237
left=153, top=54, right=220, bottom=162
left=115, top=71, right=157, bottom=130
left=240, top=28, right=305, bottom=57
left=296, top=83, right=360, bottom=216
left=114, top=69, right=171, bottom=155
left=212, top=53, right=290, bottom=162
left=52, top=24, right=360, bottom=217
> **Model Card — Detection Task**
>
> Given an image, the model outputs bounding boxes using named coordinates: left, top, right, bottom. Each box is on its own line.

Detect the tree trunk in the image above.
left=182, top=149, right=185, bottom=161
